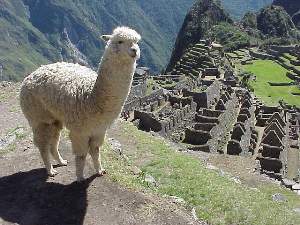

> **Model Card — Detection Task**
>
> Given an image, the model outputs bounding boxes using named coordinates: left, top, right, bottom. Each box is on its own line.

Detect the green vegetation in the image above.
left=102, top=122, right=300, bottom=225
left=207, top=23, right=258, bottom=51
left=242, top=12, right=258, bottom=29
left=242, top=60, right=300, bottom=106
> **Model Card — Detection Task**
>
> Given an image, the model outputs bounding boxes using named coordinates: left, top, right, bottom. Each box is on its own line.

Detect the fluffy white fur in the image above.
left=20, top=27, right=141, bottom=181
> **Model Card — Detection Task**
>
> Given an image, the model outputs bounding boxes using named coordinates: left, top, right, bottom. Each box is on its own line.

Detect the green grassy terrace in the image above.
left=242, top=60, right=300, bottom=106
left=103, top=121, right=300, bottom=225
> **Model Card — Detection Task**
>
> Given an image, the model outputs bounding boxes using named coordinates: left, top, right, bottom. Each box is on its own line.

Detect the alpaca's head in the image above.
left=101, top=27, right=141, bottom=62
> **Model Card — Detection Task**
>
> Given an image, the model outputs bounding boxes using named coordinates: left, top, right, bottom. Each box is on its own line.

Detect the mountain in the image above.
left=240, top=4, right=299, bottom=41
left=257, top=5, right=297, bottom=38
left=166, top=0, right=232, bottom=71
left=273, top=0, right=300, bottom=29
left=220, top=0, right=272, bottom=19
left=0, top=0, right=195, bottom=81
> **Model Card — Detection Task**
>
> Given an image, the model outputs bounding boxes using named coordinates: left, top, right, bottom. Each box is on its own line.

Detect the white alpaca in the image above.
left=20, top=27, right=141, bottom=181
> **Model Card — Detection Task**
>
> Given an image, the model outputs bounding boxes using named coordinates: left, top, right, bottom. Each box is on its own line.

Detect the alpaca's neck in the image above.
left=92, top=54, right=135, bottom=116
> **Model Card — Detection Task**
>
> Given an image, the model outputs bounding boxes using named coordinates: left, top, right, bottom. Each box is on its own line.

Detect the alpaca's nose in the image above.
left=130, top=48, right=138, bottom=57
left=132, top=48, right=137, bottom=54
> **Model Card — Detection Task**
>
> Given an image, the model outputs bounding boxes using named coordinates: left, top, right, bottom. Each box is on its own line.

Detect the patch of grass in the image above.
left=10, top=126, right=26, bottom=139
left=102, top=141, right=144, bottom=190
left=103, top=122, right=300, bottom=225
left=242, top=60, right=300, bottom=106
left=0, top=126, right=27, bottom=155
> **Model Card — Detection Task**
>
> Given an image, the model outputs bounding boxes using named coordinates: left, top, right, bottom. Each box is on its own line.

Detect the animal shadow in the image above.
left=0, top=169, right=96, bottom=225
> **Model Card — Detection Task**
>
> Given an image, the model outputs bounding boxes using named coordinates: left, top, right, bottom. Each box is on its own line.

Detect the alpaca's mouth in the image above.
left=130, top=52, right=137, bottom=58
left=129, top=49, right=140, bottom=59
left=131, top=52, right=140, bottom=60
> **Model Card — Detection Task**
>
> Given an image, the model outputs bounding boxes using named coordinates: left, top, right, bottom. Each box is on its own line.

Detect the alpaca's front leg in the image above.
left=90, top=146, right=106, bottom=176
left=89, top=134, right=106, bottom=176
left=70, top=132, right=89, bottom=181
left=75, top=154, right=87, bottom=182
left=40, top=148, right=58, bottom=176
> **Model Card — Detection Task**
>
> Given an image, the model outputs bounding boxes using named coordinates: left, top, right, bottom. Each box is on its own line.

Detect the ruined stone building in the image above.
left=123, top=40, right=300, bottom=184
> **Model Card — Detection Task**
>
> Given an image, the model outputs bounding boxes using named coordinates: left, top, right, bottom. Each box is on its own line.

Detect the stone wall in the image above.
left=183, top=87, right=240, bottom=153
left=208, top=93, right=239, bottom=153
left=257, top=112, right=289, bottom=179
left=123, top=88, right=166, bottom=115
left=183, top=80, right=222, bottom=109
left=227, top=92, right=256, bottom=156
left=133, top=96, right=197, bottom=137
left=249, top=50, right=275, bottom=60
left=270, top=45, right=296, bottom=53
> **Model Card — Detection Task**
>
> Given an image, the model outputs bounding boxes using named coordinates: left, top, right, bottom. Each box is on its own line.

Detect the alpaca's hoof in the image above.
left=97, top=169, right=106, bottom=177
left=48, top=168, right=58, bottom=177
left=77, top=176, right=85, bottom=182
left=59, top=159, right=68, bottom=166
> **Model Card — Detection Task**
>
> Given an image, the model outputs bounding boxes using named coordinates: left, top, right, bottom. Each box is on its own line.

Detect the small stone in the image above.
left=169, top=196, right=185, bottom=204
left=131, top=166, right=142, bottom=175
left=191, top=207, right=198, bottom=221
left=272, top=193, right=287, bottom=202
left=231, top=177, right=241, bottom=184
left=219, top=169, right=226, bottom=177
left=249, top=187, right=259, bottom=192
left=108, top=138, right=123, bottom=155
left=281, top=179, right=296, bottom=189
left=144, top=174, right=157, bottom=187
left=206, top=164, right=218, bottom=171
left=292, top=183, right=300, bottom=190
left=122, top=155, right=130, bottom=162
left=293, top=208, right=300, bottom=214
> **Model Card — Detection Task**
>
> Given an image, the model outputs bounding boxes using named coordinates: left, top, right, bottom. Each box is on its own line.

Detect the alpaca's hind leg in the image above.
left=49, top=121, right=67, bottom=166
left=70, top=132, right=89, bottom=181
left=89, top=134, right=106, bottom=176
left=33, top=123, right=57, bottom=176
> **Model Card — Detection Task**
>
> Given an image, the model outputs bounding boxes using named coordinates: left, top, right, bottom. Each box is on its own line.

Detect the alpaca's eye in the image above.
left=118, top=41, right=123, bottom=44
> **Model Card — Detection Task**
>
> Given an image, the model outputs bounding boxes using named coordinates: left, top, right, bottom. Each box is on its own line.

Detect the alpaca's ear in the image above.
left=101, top=35, right=112, bottom=42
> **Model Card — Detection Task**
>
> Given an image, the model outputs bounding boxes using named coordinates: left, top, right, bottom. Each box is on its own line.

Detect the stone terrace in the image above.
left=170, top=40, right=224, bottom=80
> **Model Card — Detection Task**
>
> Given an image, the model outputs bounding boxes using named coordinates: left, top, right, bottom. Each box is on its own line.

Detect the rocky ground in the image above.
left=0, top=82, right=204, bottom=225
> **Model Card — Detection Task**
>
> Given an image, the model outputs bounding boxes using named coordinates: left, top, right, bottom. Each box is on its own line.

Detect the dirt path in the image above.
left=0, top=83, right=204, bottom=225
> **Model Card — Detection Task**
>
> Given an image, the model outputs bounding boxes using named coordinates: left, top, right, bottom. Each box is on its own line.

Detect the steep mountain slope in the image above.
left=0, top=0, right=61, bottom=80
left=166, top=0, right=232, bottom=71
left=273, top=0, right=300, bottom=29
left=0, top=0, right=195, bottom=80
left=221, top=0, right=272, bottom=19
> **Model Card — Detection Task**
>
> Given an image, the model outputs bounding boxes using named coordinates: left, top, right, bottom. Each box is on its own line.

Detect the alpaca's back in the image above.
left=20, top=62, right=98, bottom=127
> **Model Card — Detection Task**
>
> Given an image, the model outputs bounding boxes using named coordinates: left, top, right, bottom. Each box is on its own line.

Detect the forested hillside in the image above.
left=0, top=0, right=195, bottom=80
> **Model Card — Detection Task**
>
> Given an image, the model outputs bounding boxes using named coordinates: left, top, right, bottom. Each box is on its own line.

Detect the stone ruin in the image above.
left=122, top=40, right=300, bottom=186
